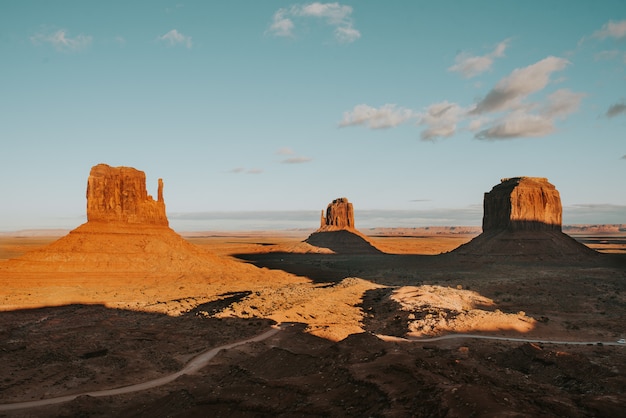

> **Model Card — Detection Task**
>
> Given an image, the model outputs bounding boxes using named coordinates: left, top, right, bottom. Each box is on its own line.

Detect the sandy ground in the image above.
left=0, top=229, right=625, bottom=417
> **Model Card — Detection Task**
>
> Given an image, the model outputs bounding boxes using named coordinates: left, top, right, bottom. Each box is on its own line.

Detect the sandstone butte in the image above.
left=318, top=197, right=355, bottom=231
left=482, top=177, right=562, bottom=232
left=304, top=197, right=381, bottom=254
left=0, top=164, right=280, bottom=277
left=86, top=164, right=168, bottom=226
left=453, top=177, right=597, bottom=259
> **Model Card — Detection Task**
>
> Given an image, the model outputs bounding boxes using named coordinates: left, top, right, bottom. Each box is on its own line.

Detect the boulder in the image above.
left=319, top=197, right=354, bottom=231
left=86, top=164, right=168, bottom=226
left=482, top=177, right=561, bottom=232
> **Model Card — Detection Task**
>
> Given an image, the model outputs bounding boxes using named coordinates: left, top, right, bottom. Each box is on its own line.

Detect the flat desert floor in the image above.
left=0, top=229, right=625, bottom=417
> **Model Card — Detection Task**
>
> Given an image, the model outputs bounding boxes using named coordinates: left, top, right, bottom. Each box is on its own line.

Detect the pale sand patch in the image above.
left=391, top=285, right=536, bottom=337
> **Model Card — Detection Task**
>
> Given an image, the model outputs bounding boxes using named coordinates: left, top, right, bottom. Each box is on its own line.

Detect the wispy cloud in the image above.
left=475, top=89, right=584, bottom=140
left=419, top=101, right=466, bottom=141
left=231, top=167, right=263, bottom=174
left=606, top=101, right=626, bottom=118
left=30, top=29, right=92, bottom=52
left=157, top=29, right=192, bottom=48
left=339, top=104, right=417, bottom=129
left=471, top=56, right=570, bottom=114
left=448, top=39, right=510, bottom=78
left=276, top=147, right=311, bottom=163
left=267, top=2, right=360, bottom=43
left=594, top=50, right=626, bottom=62
left=281, top=156, right=312, bottom=164
left=592, top=19, right=626, bottom=40
left=341, top=54, right=581, bottom=141
left=621, top=155, right=626, bottom=160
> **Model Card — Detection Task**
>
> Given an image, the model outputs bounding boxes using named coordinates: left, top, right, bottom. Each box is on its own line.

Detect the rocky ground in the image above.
left=0, top=231, right=625, bottom=417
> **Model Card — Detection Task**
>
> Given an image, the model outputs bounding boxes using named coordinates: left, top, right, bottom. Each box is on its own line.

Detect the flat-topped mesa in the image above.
left=86, top=164, right=168, bottom=226
left=482, top=177, right=562, bottom=232
left=319, top=197, right=355, bottom=231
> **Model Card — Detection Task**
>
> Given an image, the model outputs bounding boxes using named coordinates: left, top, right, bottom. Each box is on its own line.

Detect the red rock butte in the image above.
left=0, top=164, right=234, bottom=275
left=87, top=164, right=168, bottom=226
left=305, top=198, right=381, bottom=254
left=453, top=177, right=597, bottom=260
left=319, top=197, right=355, bottom=231
left=482, top=177, right=561, bottom=232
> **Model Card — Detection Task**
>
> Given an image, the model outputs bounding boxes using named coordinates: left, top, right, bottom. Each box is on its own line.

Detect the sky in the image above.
left=1, top=1, right=625, bottom=231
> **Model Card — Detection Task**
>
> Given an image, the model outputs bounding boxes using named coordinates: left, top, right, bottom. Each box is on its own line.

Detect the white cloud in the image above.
left=30, top=29, right=92, bottom=52
left=231, top=167, right=264, bottom=174
left=267, top=2, right=360, bottom=43
left=606, top=101, right=626, bottom=118
left=339, top=104, right=416, bottom=129
left=419, top=101, right=466, bottom=141
left=335, top=25, right=361, bottom=43
left=592, top=19, right=626, bottom=40
left=475, top=110, right=554, bottom=140
left=448, top=39, right=510, bottom=78
left=158, top=29, right=192, bottom=48
left=276, top=147, right=295, bottom=155
left=542, top=89, right=585, bottom=118
left=268, top=9, right=295, bottom=38
left=471, top=56, right=570, bottom=114
left=281, top=156, right=312, bottom=164
left=474, top=89, right=583, bottom=140
left=114, top=36, right=126, bottom=45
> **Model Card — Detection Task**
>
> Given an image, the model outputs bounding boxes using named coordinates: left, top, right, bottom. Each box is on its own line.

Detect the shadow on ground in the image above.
left=2, top=303, right=625, bottom=417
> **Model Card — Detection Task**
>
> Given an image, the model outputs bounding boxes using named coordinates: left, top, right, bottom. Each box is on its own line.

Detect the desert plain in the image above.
left=0, top=224, right=625, bottom=417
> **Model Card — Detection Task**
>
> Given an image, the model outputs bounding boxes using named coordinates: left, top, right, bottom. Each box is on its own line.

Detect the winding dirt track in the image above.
left=1, top=324, right=623, bottom=412
left=376, top=333, right=626, bottom=346
left=0, top=325, right=283, bottom=412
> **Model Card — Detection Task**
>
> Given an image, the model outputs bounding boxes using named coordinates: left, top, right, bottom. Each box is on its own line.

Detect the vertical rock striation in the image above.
left=86, top=164, right=168, bottom=226
left=319, top=197, right=355, bottom=231
left=482, top=177, right=562, bottom=232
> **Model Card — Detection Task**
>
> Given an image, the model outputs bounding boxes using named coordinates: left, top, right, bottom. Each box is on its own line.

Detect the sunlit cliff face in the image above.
left=86, top=163, right=168, bottom=226
left=482, top=177, right=562, bottom=232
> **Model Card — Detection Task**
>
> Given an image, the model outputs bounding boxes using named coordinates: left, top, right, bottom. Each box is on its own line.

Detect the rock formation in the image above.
left=0, top=163, right=224, bottom=275
left=452, top=177, right=597, bottom=261
left=482, top=177, right=561, bottom=232
left=87, top=164, right=168, bottom=226
left=319, top=197, right=355, bottom=231
left=304, top=198, right=381, bottom=254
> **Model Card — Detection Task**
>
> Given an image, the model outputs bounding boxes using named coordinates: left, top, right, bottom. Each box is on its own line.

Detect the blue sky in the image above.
left=1, top=1, right=625, bottom=231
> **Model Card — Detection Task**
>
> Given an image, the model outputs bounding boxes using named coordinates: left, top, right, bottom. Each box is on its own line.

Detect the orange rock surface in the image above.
left=86, top=164, right=167, bottom=226
left=483, top=177, right=562, bottom=231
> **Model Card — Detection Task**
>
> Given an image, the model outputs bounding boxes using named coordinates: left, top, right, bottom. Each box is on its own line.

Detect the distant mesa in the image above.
left=87, top=164, right=168, bottom=226
left=453, top=177, right=598, bottom=260
left=305, top=197, right=381, bottom=254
